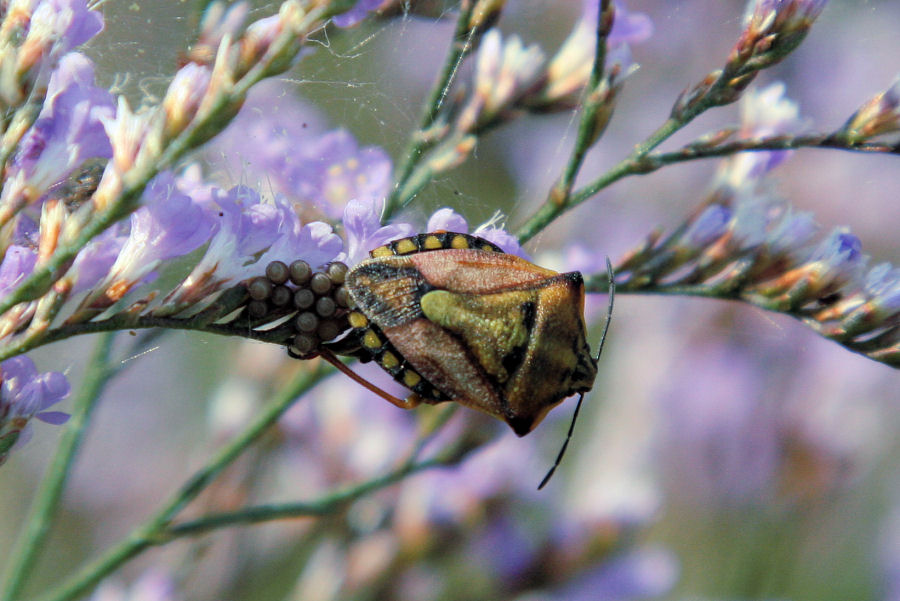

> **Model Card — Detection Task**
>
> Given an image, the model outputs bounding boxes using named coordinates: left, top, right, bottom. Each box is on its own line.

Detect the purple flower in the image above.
left=211, top=87, right=391, bottom=221
left=426, top=208, right=469, bottom=234
left=102, top=172, right=215, bottom=295
left=291, top=130, right=392, bottom=220
left=166, top=168, right=343, bottom=305
left=763, top=205, right=818, bottom=256
left=19, top=0, right=103, bottom=78
left=864, top=263, right=900, bottom=315
left=581, top=0, right=654, bottom=48
left=608, top=2, right=654, bottom=47
left=332, top=0, right=383, bottom=28
left=6, top=53, right=114, bottom=200
left=681, top=204, right=731, bottom=249
left=801, top=228, right=865, bottom=285
left=717, top=82, right=802, bottom=187
left=0, top=355, right=70, bottom=465
left=0, top=246, right=38, bottom=301
left=340, top=197, right=415, bottom=266
left=68, top=228, right=126, bottom=295
left=263, top=219, right=343, bottom=271
left=165, top=181, right=342, bottom=306
left=425, top=207, right=528, bottom=257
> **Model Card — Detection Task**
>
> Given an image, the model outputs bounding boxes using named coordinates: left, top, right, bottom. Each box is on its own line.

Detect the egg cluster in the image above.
left=244, top=259, right=351, bottom=357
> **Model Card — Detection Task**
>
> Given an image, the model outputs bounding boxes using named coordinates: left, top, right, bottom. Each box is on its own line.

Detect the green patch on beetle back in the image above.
left=419, top=289, right=533, bottom=384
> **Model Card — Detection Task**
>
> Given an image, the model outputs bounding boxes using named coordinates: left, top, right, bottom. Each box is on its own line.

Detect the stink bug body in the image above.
left=326, top=232, right=608, bottom=440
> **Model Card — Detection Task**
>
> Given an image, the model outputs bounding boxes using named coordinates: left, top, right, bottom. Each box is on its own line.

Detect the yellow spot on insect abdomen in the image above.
left=403, top=370, right=422, bottom=387
left=381, top=351, right=400, bottom=369
left=423, top=235, right=442, bottom=250
left=363, top=330, right=382, bottom=349
left=349, top=311, right=368, bottom=328
left=371, top=246, right=393, bottom=258
left=395, top=238, right=418, bottom=254
left=451, top=235, right=469, bottom=249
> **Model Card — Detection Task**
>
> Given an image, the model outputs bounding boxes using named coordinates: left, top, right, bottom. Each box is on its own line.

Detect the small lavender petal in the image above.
left=25, top=0, right=104, bottom=66
left=0, top=356, right=70, bottom=463
left=765, top=207, right=818, bottom=255
left=807, top=228, right=863, bottom=266
left=302, top=130, right=393, bottom=219
left=341, top=197, right=415, bottom=266
left=610, top=1, right=655, bottom=46
left=0, top=246, right=38, bottom=300
left=865, top=263, right=900, bottom=314
left=106, top=172, right=215, bottom=286
left=12, top=53, right=114, bottom=192
left=580, top=0, right=654, bottom=47
left=472, top=226, right=528, bottom=258
left=212, top=92, right=390, bottom=221
left=263, top=220, right=343, bottom=271
left=69, top=228, right=126, bottom=294
left=426, top=208, right=469, bottom=233
left=683, top=205, right=731, bottom=249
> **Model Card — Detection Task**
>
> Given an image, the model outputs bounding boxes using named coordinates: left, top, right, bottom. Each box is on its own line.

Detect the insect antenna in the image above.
left=538, top=258, right=616, bottom=490
left=593, top=257, right=616, bottom=363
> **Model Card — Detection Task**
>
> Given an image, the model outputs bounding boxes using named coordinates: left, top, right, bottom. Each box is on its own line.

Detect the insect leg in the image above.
left=318, top=349, right=421, bottom=410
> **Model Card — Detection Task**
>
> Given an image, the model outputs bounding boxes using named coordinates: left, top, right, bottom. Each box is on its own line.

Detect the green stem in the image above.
left=517, top=158, right=635, bottom=243
left=549, top=0, right=611, bottom=204
left=515, top=117, right=685, bottom=243
left=382, top=0, right=477, bottom=220
left=0, top=333, right=117, bottom=601
left=516, top=127, right=898, bottom=244
left=0, top=311, right=292, bottom=363
left=164, top=455, right=448, bottom=538
left=32, top=362, right=330, bottom=601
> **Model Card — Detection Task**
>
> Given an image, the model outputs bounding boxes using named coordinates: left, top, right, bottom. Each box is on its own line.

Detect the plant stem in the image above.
left=33, top=362, right=330, bottom=601
left=0, top=333, right=117, bottom=601
left=382, top=0, right=477, bottom=220
left=163, top=455, right=449, bottom=538
left=516, top=129, right=898, bottom=244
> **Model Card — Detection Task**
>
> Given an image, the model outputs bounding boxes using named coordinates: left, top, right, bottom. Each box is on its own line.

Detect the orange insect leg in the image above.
left=319, top=350, right=421, bottom=410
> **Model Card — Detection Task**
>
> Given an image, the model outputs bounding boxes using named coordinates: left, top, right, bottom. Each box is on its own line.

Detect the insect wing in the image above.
left=346, top=249, right=594, bottom=434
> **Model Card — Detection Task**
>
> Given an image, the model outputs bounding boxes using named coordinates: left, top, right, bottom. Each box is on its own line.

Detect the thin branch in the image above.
left=382, top=0, right=478, bottom=220
left=0, top=333, right=118, bottom=601
left=163, top=454, right=452, bottom=539
left=32, top=362, right=331, bottom=601
left=516, top=131, right=900, bottom=243
left=546, top=0, right=612, bottom=206
left=584, top=273, right=899, bottom=369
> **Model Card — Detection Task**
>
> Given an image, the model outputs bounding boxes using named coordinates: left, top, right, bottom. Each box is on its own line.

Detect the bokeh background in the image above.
left=1, top=1, right=899, bottom=600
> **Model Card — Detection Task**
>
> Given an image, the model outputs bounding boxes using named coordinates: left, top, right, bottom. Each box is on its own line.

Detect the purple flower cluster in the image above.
left=0, top=0, right=535, bottom=467
left=0, top=356, right=69, bottom=465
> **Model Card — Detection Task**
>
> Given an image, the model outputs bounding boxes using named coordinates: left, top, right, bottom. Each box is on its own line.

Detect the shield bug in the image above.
left=319, top=231, right=614, bottom=486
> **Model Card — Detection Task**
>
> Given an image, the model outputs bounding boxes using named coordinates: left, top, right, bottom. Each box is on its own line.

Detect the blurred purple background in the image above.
left=1, top=2, right=898, bottom=600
